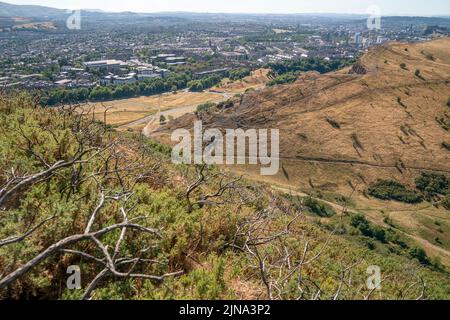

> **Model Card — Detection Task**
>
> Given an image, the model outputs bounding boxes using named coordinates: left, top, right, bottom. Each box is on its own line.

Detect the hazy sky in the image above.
left=5, top=0, right=450, bottom=16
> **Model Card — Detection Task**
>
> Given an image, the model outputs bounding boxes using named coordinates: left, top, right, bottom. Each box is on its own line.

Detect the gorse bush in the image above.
left=267, top=72, right=298, bottom=86
left=303, top=197, right=336, bottom=217
left=349, top=214, right=411, bottom=250
left=196, top=102, right=217, bottom=113
left=0, top=93, right=246, bottom=299
left=350, top=214, right=387, bottom=243
left=368, top=180, right=422, bottom=203
left=1, top=92, right=450, bottom=300
left=415, top=172, right=449, bottom=196
left=409, top=247, right=430, bottom=265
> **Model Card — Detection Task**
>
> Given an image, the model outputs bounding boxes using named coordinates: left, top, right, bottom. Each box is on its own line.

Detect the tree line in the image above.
left=40, top=73, right=191, bottom=106
left=267, top=57, right=356, bottom=86
left=40, top=68, right=251, bottom=106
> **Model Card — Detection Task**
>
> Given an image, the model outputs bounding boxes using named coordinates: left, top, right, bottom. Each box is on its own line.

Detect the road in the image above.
left=118, top=91, right=233, bottom=135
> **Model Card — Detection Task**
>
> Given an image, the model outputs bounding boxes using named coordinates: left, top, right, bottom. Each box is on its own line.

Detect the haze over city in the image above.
left=4, top=0, right=450, bottom=15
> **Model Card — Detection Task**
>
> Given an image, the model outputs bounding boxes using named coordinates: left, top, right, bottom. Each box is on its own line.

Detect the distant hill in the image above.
left=0, top=1, right=449, bottom=24
left=0, top=1, right=65, bottom=18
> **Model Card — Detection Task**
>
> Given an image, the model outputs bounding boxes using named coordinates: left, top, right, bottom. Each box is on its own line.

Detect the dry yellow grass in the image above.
left=13, top=21, right=56, bottom=30
left=154, top=39, right=450, bottom=265
left=83, top=91, right=225, bottom=126
left=85, top=68, right=271, bottom=129
left=211, top=68, right=270, bottom=93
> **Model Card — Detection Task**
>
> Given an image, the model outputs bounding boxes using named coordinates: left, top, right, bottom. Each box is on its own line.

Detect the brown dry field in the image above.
left=13, top=21, right=56, bottom=30
left=154, top=39, right=450, bottom=266
left=84, top=91, right=225, bottom=126
left=84, top=68, right=271, bottom=130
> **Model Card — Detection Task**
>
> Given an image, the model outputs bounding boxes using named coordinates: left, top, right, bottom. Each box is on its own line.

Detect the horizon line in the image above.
left=2, top=1, right=450, bottom=17
left=68, top=9, right=450, bottom=18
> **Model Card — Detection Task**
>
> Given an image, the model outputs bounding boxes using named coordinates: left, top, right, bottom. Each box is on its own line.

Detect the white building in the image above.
left=84, top=60, right=127, bottom=71
left=100, top=73, right=136, bottom=86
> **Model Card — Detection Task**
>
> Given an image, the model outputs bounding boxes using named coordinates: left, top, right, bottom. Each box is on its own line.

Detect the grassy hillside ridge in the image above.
left=155, top=38, right=450, bottom=174
left=0, top=92, right=449, bottom=299
left=0, top=1, right=65, bottom=18
left=152, top=38, right=450, bottom=267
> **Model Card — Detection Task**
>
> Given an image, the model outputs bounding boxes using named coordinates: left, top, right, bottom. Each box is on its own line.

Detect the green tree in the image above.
left=409, top=247, right=430, bottom=265
left=368, top=180, right=422, bottom=203
left=415, top=172, right=449, bottom=196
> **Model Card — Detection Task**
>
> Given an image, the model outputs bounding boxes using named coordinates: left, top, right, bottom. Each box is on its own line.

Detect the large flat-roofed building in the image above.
left=136, top=67, right=162, bottom=80
left=221, top=52, right=246, bottom=61
left=154, top=53, right=176, bottom=61
left=84, top=59, right=127, bottom=71
left=100, top=73, right=136, bottom=86
left=165, top=56, right=186, bottom=65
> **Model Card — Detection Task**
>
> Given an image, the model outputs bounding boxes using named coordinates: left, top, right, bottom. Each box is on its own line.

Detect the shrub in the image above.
left=447, top=98, right=450, bottom=107
left=326, top=117, right=341, bottom=129
left=436, top=115, right=450, bottom=131
left=372, top=226, right=387, bottom=243
left=196, top=102, right=217, bottom=113
left=415, top=172, right=449, bottom=196
left=397, top=97, right=406, bottom=108
left=442, top=194, right=450, bottom=210
left=368, top=180, right=422, bottom=203
left=267, top=72, right=297, bottom=86
left=351, top=133, right=363, bottom=150
left=350, top=214, right=374, bottom=238
left=188, top=74, right=222, bottom=92
left=350, top=214, right=387, bottom=243
left=400, top=63, right=407, bottom=69
left=228, top=68, right=251, bottom=81
left=442, top=142, right=450, bottom=151
left=415, top=69, right=424, bottom=80
left=267, top=57, right=355, bottom=76
left=303, top=197, right=336, bottom=217
left=409, top=247, right=430, bottom=265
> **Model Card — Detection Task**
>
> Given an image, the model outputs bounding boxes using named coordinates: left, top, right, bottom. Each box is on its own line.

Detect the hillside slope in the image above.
left=0, top=1, right=65, bottom=18
left=158, top=38, right=450, bottom=178
left=1, top=92, right=450, bottom=299
left=152, top=38, right=450, bottom=265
